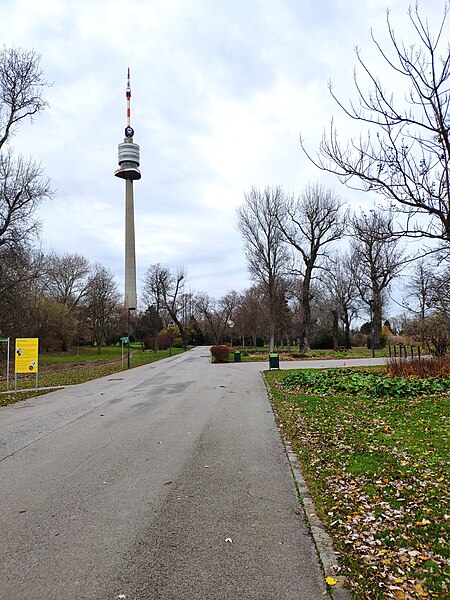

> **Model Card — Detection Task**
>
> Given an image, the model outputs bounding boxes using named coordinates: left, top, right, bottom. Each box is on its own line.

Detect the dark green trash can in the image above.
left=234, top=351, right=241, bottom=363
left=269, top=353, right=279, bottom=369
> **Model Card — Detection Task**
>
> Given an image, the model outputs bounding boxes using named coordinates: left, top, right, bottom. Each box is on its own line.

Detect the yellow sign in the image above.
left=15, top=338, right=39, bottom=374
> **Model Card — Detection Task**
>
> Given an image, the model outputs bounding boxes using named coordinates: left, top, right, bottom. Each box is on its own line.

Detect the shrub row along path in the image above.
left=0, top=347, right=388, bottom=599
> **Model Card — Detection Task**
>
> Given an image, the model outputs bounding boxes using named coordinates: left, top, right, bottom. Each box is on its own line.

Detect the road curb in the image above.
left=284, top=443, right=353, bottom=599
left=265, top=382, right=353, bottom=599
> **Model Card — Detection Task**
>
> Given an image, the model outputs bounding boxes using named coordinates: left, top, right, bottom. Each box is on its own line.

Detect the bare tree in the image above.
left=27, top=298, right=77, bottom=352
left=0, top=48, right=52, bottom=341
left=0, top=246, right=44, bottom=337
left=237, top=186, right=290, bottom=352
left=301, top=4, right=450, bottom=243
left=0, top=47, right=49, bottom=147
left=277, top=183, right=346, bottom=350
left=82, top=265, right=122, bottom=351
left=0, top=151, right=52, bottom=249
left=351, top=210, right=404, bottom=347
left=232, top=286, right=266, bottom=349
left=195, top=291, right=239, bottom=345
left=322, top=252, right=360, bottom=348
left=428, top=267, right=450, bottom=313
left=402, top=259, right=436, bottom=320
left=136, top=305, right=164, bottom=351
left=404, top=312, right=450, bottom=355
left=142, top=264, right=191, bottom=350
left=0, top=47, right=52, bottom=250
left=44, top=252, right=91, bottom=311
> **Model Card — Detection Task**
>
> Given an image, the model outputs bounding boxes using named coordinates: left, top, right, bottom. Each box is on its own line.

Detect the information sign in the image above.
left=15, top=338, right=39, bottom=374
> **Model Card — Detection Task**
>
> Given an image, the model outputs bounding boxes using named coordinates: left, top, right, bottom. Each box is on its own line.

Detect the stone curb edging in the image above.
left=283, top=443, right=353, bottom=599
left=265, top=379, right=353, bottom=599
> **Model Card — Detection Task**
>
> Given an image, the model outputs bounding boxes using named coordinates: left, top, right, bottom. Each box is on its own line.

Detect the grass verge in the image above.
left=265, top=367, right=449, bottom=599
left=229, top=346, right=389, bottom=362
left=0, top=347, right=183, bottom=407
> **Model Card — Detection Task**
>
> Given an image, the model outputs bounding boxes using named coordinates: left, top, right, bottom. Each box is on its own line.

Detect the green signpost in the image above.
left=120, top=337, right=129, bottom=369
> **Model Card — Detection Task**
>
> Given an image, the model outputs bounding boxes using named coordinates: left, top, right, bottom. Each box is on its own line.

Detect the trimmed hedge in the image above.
left=210, top=345, right=230, bottom=363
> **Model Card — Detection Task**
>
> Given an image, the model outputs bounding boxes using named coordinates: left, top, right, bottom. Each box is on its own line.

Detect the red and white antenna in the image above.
left=126, top=67, right=131, bottom=128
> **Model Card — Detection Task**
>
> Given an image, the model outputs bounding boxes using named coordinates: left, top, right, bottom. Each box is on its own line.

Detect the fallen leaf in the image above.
left=325, top=577, right=338, bottom=586
left=415, top=583, right=428, bottom=597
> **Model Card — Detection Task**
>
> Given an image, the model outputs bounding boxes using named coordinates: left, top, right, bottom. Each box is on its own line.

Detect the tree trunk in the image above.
left=269, top=321, right=275, bottom=353
left=298, top=283, right=312, bottom=352
left=180, top=328, right=188, bottom=351
left=298, top=311, right=310, bottom=352
left=373, top=301, right=382, bottom=348
left=343, top=314, right=352, bottom=348
left=331, top=309, right=339, bottom=349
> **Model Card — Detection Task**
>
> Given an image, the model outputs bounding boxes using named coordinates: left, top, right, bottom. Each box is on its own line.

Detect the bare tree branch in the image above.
left=301, top=4, right=450, bottom=242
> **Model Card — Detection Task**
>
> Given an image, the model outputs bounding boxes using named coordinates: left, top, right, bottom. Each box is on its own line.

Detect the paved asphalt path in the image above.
left=0, top=348, right=385, bottom=600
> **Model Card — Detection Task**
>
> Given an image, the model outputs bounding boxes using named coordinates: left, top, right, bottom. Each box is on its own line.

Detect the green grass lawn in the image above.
left=38, top=344, right=136, bottom=363
left=0, top=347, right=184, bottom=406
left=265, top=367, right=450, bottom=599
left=228, top=346, right=389, bottom=362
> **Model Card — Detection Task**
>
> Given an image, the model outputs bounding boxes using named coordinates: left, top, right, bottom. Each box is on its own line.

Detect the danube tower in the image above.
left=114, top=68, right=141, bottom=310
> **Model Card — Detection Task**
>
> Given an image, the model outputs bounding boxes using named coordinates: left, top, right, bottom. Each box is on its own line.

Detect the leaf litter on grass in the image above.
left=266, top=368, right=450, bottom=599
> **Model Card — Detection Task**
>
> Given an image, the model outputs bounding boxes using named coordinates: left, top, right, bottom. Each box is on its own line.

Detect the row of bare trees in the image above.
left=0, top=248, right=124, bottom=351
left=236, top=184, right=405, bottom=351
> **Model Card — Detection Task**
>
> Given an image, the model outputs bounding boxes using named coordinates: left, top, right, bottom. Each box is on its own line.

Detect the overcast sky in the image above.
left=2, top=0, right=446, bottom=306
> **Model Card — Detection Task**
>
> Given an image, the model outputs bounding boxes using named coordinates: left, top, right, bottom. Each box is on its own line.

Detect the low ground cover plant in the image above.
left=266, top=367, right=450, bottom=599
left=282, top=368, right=450, bottom=398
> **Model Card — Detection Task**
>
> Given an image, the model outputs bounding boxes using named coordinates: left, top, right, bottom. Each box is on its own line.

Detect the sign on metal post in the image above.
left=120, top=337, right=129, bottom=369
left=15, top=338, right=39, bottom=392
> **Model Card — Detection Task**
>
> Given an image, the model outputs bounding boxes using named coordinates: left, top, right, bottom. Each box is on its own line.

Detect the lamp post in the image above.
left=127, top=307, right=135, bottom=369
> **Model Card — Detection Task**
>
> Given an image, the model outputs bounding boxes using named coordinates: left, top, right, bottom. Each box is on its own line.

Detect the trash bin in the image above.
left=234, top=351, right=241, bottom=363
left=269, top=353, right=279, bottom=369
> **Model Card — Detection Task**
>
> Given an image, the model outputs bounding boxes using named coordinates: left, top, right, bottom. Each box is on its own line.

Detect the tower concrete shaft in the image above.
left=124, top=179, right=137, bottom=310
